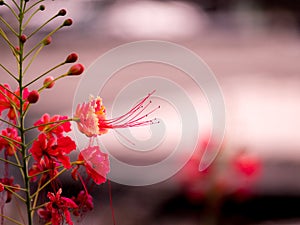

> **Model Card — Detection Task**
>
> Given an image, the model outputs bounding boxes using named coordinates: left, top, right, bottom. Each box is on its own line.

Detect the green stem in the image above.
left=24, top=24, right=64, bottom=60
left=18, top=1, right=33, bottom=224
left=23, top=62, right=65, bottom=88
left=27, top=14, right=59, bottom=39
left=24, top=0, right=44, bottom=14
left=0, top=214, right=23, bottom=225
left=0, top=157, right=22, bottom=168
left=3, top=3, right=19, bottom=20
left=30, top=168, right=67, bottom=198
left=0, top=134, right=23, bottom=146
left=25, top=117, right=76, bottom=132
left=4, top=186, right=26, bottom=202
left=38, top=73, right=68, bottom=92
left=0, top=28, right=18, bottom=53
left=10, top=0, right=21, bottom=11
left=23, top=44, right=44, bottom=76
left=0, top=16, right=18, bottom=36
left=23, top=8, right=41, bottom=30
left=0, top=64, right=18, bottom=81
left=0, top=118, right=19, bottom=129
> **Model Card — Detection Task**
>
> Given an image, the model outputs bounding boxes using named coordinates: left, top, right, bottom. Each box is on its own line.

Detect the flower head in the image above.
left=38, top=188, right=77, bottom=225
left=0, top=84, right=29, bottom=121
left=76, top=146, right=110, bottom=185
left=29, top=133, right=76, bottom=169
left=29, top=158, right=59, bottom=182
left=72, top=190, right=94, bottom=216
left=0, top=177, right=20, bottom=203
left=74, top=91, right=158, bottom=137
left=0, top=127, right=21, bottom=156
left=34, top=113, right=71, bottom=138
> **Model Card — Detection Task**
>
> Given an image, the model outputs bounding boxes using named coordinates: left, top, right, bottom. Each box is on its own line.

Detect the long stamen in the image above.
left=103, top=91, right=158, bottom=128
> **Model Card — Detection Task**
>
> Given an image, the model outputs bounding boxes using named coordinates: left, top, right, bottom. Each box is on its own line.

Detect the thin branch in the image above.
left=0, top=63, right=18, bottom=81
left=27, top=14, right=58, bottom=39
left=0, top=157, right=22, bottom=168
left=23, top=24, right=64, bottom=60
left=23, top=62, right=65, bottom=88
left=23, top=44, right=43, bottom=75
left=0, top=118, right=19, bottom=129
left=3, top=3, right=19, bottom=20
left=24, top=0, right=44, bottom=14
left=0, top=214, right=23, bottom=225
left=30, top=168, right=67, bottom=198
left=25, top=117, right=75, bottom=132
left=4, top=186, right=26, bottom=202
left=0, top=16, right=18, bottom=36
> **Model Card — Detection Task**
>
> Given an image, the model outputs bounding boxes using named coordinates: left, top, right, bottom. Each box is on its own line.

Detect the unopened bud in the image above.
left=20, top=34, right=27, bottom=43
left=68, top=64, right=84, bottom=76
left=43, top=76, right=55, bottom=88
left=58, top=9, right=67, bottom=16
left=0, top=183, right=4, bottom=192
left=27, top=90, right=39, bottom=104
left=15, top=46, right=20, bottom=53
left=65, top=53, right=78, bottom=63
left=39, top=5, right=45, bottom=11
left=42, top=36, right=52, bottom=45
left=63, top=18, right=72, bottom=26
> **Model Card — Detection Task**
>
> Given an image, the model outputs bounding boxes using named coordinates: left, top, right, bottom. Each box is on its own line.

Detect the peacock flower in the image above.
left=74, top=91, right=158, bottom=137
left=0, top=84, right=29, bottom=122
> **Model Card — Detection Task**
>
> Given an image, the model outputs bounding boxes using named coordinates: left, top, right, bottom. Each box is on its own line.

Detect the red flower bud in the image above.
left=68, top=64, right=84, bottom=76
left=20, top=34, right=27, bottom=43
left=43, top=76, right=55, bottom=88
left=0, top=182, right=4, bottom=192
left=15, top=46, right=20, bottom=53
left=42, top=36, right=52, bottom=46
left=65, top=53, right=78, bottom=63
left=63, top=18, right=72, bottom=26
left=58, top=9, right=67, bottom=16
left=27, top=90, right=39, bottom=104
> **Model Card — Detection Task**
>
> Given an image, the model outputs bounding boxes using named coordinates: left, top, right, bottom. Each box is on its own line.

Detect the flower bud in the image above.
left=65, top=53, right=78, bottom=63
left=42, top=36, right=52, bottom=46
left=63, top=18, right=73, bottom=26
left=68, top=64, right=84, bottom=76
left=20, top=34, right=27, bottom=43
left=43, top=76, right=55, bottom=88
left=39, top=5, right=45, bottom=11
left=58, top=9, right=67, bottom=16
left=0, top=182, right=4, bottom=192
left=27, top=90, right=39, bottom=104
left=15, top=46, right=20, bottom=53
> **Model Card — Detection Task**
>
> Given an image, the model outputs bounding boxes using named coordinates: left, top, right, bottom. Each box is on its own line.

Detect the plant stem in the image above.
left=18, top=1, right=33, bottom=224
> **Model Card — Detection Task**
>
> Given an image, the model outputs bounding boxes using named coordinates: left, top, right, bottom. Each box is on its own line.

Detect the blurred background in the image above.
left=1, top=0, right=300, bottom=224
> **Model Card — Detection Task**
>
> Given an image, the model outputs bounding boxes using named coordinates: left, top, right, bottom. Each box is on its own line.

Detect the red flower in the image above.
left=0, top=182, right=3, bottom=192
left=0, top=84, right=29, bottom=121
left=72, top=190, right=93, bottom=216
left=38, top=188, right=77, bottom=225
left=29, top=133, right=76, bottom=169
left=233, top=152, right=261, bottom=177
left=34, top=113, right=71, bottom=138
left=0, top=177, right=20, bottom=203
left=77, top=146, right=110, bottom=185
left=29, top=158, right=59, bottom=182
left=0, top=127, right=21, bottom=156
left=74, top=91, right=158, bottom=137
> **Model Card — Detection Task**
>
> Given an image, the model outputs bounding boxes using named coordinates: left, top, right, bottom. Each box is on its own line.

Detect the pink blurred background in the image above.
left=1, top=0, right=300, bottom=224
